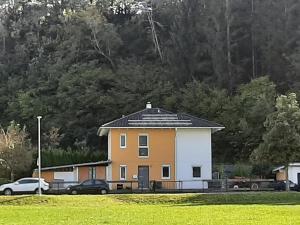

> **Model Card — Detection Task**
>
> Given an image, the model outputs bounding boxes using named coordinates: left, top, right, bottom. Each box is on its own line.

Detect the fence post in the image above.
left=225, top=176, right=228, bottom=192
left=153, top=180, right=156, bottom=193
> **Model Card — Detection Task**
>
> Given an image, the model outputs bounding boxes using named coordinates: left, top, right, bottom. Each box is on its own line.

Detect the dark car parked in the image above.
left=274, top=180, right=300, bottom=191
left=67, top=179, right=109, bottom=195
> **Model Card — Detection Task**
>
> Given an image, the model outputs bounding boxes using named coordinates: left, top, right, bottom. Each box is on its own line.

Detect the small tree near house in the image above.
left=0, top=121, right=33, bottom=181
left=251, top=93, right=300, bottom=191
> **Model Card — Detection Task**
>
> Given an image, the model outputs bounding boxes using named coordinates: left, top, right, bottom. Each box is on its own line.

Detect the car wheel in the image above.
left=100, top=189, right=107, bottom=195
left=35, top=188, right=44, bottom=194
left=71, top=190, right=78, bottom=195
left=251, top=183, right=259, bottom=190
left=4, top=188, right=13, bottom=196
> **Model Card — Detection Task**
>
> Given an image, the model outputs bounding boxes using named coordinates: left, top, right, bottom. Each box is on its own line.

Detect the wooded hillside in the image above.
left=0, top=0, right=300, bottom=164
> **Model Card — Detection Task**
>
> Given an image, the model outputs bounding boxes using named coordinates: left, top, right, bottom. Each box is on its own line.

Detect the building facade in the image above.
left=99, top=103, right=224, bottom=189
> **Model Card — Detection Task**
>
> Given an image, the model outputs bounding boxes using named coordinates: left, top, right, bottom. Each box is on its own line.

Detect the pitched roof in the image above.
left=273, top=163, right=300, bottom=172
left=34, top=161, right=111, bottom=171
left=98, top=107, right=224, bottom=136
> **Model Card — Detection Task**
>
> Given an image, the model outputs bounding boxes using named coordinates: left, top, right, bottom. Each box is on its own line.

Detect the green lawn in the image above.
left=0, top=192, right=300, bottom=225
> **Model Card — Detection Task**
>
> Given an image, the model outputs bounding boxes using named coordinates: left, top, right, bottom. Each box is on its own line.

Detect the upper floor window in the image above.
left=138, top=135, right=149, bottom=157
left=192, top=166, right=201, bottom=178
left=120, top=134, right=126, bottom=149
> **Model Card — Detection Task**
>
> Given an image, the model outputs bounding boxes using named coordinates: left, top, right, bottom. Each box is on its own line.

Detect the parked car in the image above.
left=0, top=178, right=49, bottom=195
left=274, top=180, right=300, bottom=191
left=67, top=179, right=109, bottom=195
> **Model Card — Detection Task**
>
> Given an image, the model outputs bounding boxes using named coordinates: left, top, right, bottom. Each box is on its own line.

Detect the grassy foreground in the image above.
left=0, top=192, right=300, bottom=225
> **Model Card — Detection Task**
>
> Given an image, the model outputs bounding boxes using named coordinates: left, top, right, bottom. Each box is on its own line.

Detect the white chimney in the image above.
left=146, top=102, right=152, bottom=109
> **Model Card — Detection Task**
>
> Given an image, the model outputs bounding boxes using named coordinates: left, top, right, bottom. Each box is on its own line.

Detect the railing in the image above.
left=47, top=179, right=277, bottom=194
left=48, top=181, right=79, bottom=194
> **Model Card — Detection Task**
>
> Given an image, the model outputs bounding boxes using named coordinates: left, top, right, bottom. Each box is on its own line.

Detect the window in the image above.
left=162, top=165, right=171, bottom=179
left=82, top=180, right=93, bottom=186
left=54, top=167, right=73, bottom=172
left=18, top=179, right=38, bottom=184
left=192, top=166, right=201, bottom=178
left=139, top=135, right=149, bottom=157
left=89, top=167, right=96, bottom=179
left=120, top=134, right=126, bottom=148
left=120, top=165, right=127, bottom=180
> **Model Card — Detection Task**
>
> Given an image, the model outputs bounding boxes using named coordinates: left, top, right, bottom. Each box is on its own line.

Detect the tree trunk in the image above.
left=2, top=36, right=5, bottom=55
left=10, top=170, right=14, bottom=182
left=225, top=0, right=232, bottom=91
left=147, top=10, right=163, bottom=62
left=251, top=0, right=256, bottom=78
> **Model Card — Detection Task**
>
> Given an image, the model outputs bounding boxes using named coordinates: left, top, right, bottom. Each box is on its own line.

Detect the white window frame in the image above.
left=138, top=134, right=149, bottom=158
left=192, top=166, right=202, bottom=179
left=120, top=165, right=127, bottom=180
left=161, top=165, right=171, bottom=180
left=120, top=133, right=127, bottom=149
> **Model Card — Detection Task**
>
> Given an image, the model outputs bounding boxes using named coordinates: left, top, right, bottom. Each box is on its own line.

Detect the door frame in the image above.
left=138, top=166, right=149, bottom=189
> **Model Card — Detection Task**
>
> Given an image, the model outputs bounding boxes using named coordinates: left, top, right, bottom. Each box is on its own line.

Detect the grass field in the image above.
left=0, top=192, right=300, bottom=225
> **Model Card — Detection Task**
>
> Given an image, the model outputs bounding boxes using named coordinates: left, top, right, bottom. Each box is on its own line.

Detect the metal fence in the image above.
left=47, top=178, right=277, bottom=194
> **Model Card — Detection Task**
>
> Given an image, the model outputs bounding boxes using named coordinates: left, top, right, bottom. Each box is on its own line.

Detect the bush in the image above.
left=40, top=147, right=107, bottom=167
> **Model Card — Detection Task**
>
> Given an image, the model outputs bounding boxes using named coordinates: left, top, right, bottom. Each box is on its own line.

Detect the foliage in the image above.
left=0, top=0, right=300, bottom=165
left=0, top=121, right=33, bottom=180
left=41, top=148, right=106, bottom=167
left=252, top=93, right=300, bottom=165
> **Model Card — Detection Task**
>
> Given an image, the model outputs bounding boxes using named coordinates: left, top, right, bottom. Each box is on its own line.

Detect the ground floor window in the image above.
left=89, top=167, right=96, bottom=179
left=120, top=165, right=127, bottom=180
left=192, top=166, right=201, bottom=178
left=162, top=165, right=171, bottom=179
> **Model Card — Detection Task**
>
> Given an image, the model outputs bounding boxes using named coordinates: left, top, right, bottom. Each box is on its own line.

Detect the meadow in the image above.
left=0, top=192, right=300, bottom=225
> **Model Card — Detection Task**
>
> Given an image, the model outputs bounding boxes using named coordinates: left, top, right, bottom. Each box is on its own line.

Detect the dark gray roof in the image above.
left=99, top=108, right=224, bottom=132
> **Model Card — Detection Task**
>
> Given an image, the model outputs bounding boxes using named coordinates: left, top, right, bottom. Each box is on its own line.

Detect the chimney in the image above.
left=146, top=102, right=152, bottom=109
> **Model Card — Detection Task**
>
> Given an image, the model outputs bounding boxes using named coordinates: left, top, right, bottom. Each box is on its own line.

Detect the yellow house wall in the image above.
left=110, top=128, right=176, bottom=189
left=276, top=170, right=287, bottom=181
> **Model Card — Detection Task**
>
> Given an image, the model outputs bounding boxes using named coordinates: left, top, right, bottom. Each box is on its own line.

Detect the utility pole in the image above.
left=37, top=116, right=42, bottom=196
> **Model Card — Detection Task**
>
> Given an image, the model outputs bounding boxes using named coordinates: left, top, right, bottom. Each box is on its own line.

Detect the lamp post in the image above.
left=37, top=116, right=42, bottom=196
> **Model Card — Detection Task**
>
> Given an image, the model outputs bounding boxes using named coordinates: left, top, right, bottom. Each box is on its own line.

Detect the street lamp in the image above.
left=37, top=116, right=42, bottom=196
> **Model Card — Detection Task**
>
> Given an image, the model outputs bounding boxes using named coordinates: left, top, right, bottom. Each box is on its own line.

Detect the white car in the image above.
left=0, top=178, right=49, bottom=195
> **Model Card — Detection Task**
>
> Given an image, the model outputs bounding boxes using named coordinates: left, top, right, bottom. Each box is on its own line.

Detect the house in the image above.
left=32, top=161, right=110, bottom=183
left=98, top=102, right=224, bottom=189
left=273, top=163, right=300, bottom=185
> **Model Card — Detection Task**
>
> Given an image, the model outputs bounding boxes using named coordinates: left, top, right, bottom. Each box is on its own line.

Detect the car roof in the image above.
left=18, top=178, right=44, bottom=180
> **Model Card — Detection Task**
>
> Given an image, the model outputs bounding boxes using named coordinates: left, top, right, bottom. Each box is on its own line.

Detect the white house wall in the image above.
left=288, top=166, right=300, bottom=184
left=175, top=128, right=212, bottom=189
left=54, top=171, right=76, bottom=182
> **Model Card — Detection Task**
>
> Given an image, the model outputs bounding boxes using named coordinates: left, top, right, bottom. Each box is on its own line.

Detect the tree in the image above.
left=0, top=121, right=33, bottom=181
left=251, top=93, right=300, bottom=190
left=237, top=76, right=276, bottom=160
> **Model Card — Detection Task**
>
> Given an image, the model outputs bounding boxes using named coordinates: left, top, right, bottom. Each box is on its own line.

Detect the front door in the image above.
left=297, top=173, right=300, bottom=185
left=138, top=166, right=149, bottom=189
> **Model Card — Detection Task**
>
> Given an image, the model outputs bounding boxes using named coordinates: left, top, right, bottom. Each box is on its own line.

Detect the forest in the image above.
left=0, top=0, right=300, bottom=173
